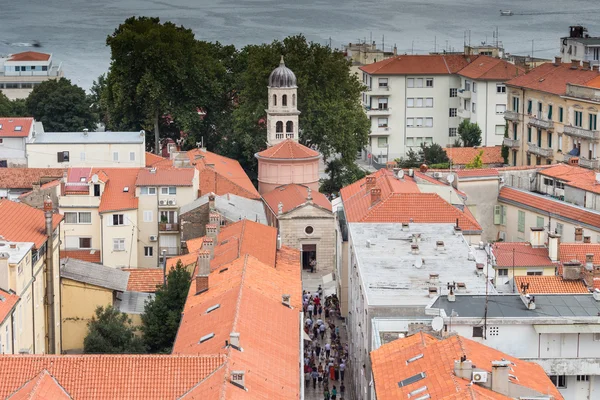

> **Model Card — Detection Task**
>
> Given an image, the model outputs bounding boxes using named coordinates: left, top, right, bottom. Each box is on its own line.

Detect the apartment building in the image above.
left=560, top=25, right=600, bottom=68
left=359, top=55, right=519, bottom=164
left=503, top=59, right=600, bottom=167
left=0, top=199, right=62, bottom=354
left=0, top=52, right=63, bottom=100
left=0, top=117, right=43, bottom=167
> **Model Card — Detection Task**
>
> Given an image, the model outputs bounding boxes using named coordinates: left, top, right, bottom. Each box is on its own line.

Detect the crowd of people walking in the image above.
left=303, top=287, right=348, bottom=400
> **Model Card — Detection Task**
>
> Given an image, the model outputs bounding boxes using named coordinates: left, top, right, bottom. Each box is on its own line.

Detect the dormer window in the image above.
left=14, top=126, right=22, bottom=131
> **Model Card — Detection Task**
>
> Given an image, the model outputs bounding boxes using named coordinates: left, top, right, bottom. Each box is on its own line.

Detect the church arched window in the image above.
left=273, top=94, right=277, bottom=106
left=276, top=121, right=283, bottom=132
left=286, top=121, right=294, bottom=132
left=282, top=94, right=288, bottom=107
left=292, top=94, right=296, bottom=107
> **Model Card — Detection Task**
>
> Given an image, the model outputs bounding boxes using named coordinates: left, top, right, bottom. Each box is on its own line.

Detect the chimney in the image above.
left=571, top=60, right=580, bottom=69
left=453, top=358, right=473, bottom=380
left=554, top=56, right=562, bottom=66
left=491, top=361, right=510, bottom=396
left=429, top=273, right=439, bottom=284
left=563, top=261, right=582, bottom=280
left=575, top=227, right=583, bottom=242
left=208, top=193, right=215, bottom=210
left=583, top=61, right=591, bottom=70
left=206, top=224, right=218, bottom=240
left=529, top=227, right=544, bottom=247
left=32, top=181, right=41, bottom=191
left=43, top=195, right=56, bottom=354
left=548, top=233, right=560, bottom=262
left=584, top=236, right=591, bottom=244
left=230, top=332, right=240, bottom=349
left=428, top=287, right=438, bottom=298
left=436, top=241, right=445, bottom=251
left=195, top=250, right=211, bottom=295
left=209, top=212, right=221, bottom=231
left=411, top=244, right=419, bottom=255
left=202, top=237, right=214, bottom=258
left=230, top=371, right=246, bottom=390
left=370, top=188, right=382, bottom=205
left=365, top=176, right=376, bottom=191
left=282, top=294, right=291, bottom=307
left=586, top=254, right=594, bottom=270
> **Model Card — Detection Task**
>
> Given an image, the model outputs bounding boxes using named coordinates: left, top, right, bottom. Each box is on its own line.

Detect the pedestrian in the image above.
left=316, top=344, right=321, bottom=358
left=334, top=363, right=339, bottom=381
left=310, top=257, right=317, bottom=273
left=340, top=361, right=346, bottom=381
left=323, top=373, right=329, bottom=389
left=340, top=383, right=345, bottom=397
left=325, top=343, right=331, bottom=358
left=305, top=368, right=311, bottom=387
left=331, top=385, right=337, bottom=400
left=312, top=369, right=319, bottom=388
left=308, top=303, right=314, bottom=319
left=320, top=323, right=326, bottom=340
left=329, top=361, right=335, bottom=381
left=323, top=388, right=330, bottom=400
left=318, top=305, right=323, bottom=318
left=335, top=326, right=340, bottom=337
left=314, top=295, right=321, bottom=307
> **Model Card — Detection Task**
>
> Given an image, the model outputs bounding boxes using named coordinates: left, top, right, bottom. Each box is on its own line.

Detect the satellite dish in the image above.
left=396, top=169, right=405, bottom=179
left=447, top=174, right=455, bottom=184
left=414, top=257, right=423, bottom=269
left=91, top=174, right=99, bottom=183
left=431, top=316, right=444, bottom=332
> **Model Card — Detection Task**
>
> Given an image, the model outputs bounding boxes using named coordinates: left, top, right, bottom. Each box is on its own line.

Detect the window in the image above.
left=143, top=210, right=153, bottom=222
left=537, top=129, right=542, bottom=146
left=416, top=98, right=423, bottom=108
left=57, top=151, right=70, bottom=162
left=498, top=269, right=508, bottom=276
left=80, top=152, right=85, bottom=161
left=113, top=152, right=119, bottom=162
left=547, top=132, right=552, bottom=148
left=555, top=181, right=564, bottom=189
left=79, top=212, right=91, bottom=224
left=292, top=94, right=295, bottom=106
left=527, top=126, right=532, bottom=142
left=416, top=118, right=423, bottom=127
left=416, top=78, right=423, bottom=88
left=406, top=138, right=414, bottom=146
left=590, top=114, right=598, bottom=130
left=378, top=98, right=388, bottom=109
left=144, top=246, right=153, bottom=257
left=527, top=100, right=532, bottom=114
left=513, top=122, right=518, bottom=139
left=425, top=118, right=433, bottom=127
left=64, top=212, right=78, bottom=224
left=378, top=78, right=388, bottom=87
left=282, top=94, right=287, bottom=107
left=286, top=121, right=293, bottom=133
left=425, top=98, right=433, bottom=107
left=556, top=223, right=563, bottom=235
left=575, top=111, right=583, bottom=127
left=513, top=97, right=520, bottom=112
left=407, top=78, right=414, bottom=88
left=426, top=78, right=433, bottom=87
left=79, top=238, right=91, bottom=249
left=450, top=88, right=457, bottom=97
left=449, top=128, right=457, bottom=137
left=536, top=216, right=544, bottom=228
left=465, top=81, right=471, bottom=91
left=160, top=187, right=176, bottom=195
left=407, top=98, right=414, bottom=107
left=527, top=271, right=543, bottom=276
left=42, top=66, right=47, bottom=71
left=548, top=105, right=553, bottom=120
left=472, top=326, right=483, bottom=338
left=495, top=125, right=504, bottom=135
left=450, top=108, right=457, bottom=117
left=407, top=118, right=414, bottom=127
left=113, top=238, right=125, bottom=251
left=272, top=94, right=277, bottom=106
left=472, top=82, right=477, bottom=93
left=378, top=118, right=388, bottom=128
left=129, top=152, right=135, bottom=161
left=518, top=210, right=525, bottom=233
left=64, top=212, right=91, bottom=224
left=496, top=104, right=506, bottom=114
left=543, top=178, right=553, bottom=186
left=378, top=137, right=388, bottom=147
left=305, top=226, right=314, bottom=235
left=141, top=187, right=157, bottom=195
left=276, top=121, right=283, bottom=132
left=496, top=84, right=506, bottom=93
left=472, top=102, right=476, bottom=113
left=559, top=107, right=564, bottom=122
left=112, top=214, right=125, bottom=226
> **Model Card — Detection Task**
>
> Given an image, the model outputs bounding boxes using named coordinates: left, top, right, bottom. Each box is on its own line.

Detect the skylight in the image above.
left=123, top=187, right=129, bottom=192
left=14, top=126, right=22, bottom=131
left=408, top=386, right=428, bottom=397
left=199, top=333, right=215, bottom=343
left=398, top=372, right=426, bottom=388
left=406, top=354, right=424, bottom=364
left=0, top=124, right=3, bottom=130
left=206, top=304, right=220, bottom=313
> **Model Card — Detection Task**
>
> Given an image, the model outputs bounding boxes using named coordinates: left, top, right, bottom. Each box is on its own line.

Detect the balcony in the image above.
left=528, top=115, right=554, bottom=130
left=504, top=110, right=520, bottom=121
left=369, top=127, right=390, bottom=136
left=527, top=142, right=553, bottom=158
left=503, top=137, right=521, bottom=148
left=457, top=89, right=471, bottom=99
left=159, top=223, right=179, bottom=232
left=368, top=85, right=391, bottom=95
left=563, top=125, right=600, bottom=141
left=457, top=107, right=471, bottom=119
left=365, top=106, right=392, bottom=116
left=578, top=156, right=600, bottom=170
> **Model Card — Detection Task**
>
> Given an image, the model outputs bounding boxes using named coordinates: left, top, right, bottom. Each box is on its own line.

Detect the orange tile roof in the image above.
left=499, top=186, right=600, bottom=230
left=186, top=237, right=206, bottom=254
left=0, top=289, right=19, bottom=325
left=135, top=168, right=195, bottom=187
left=505, top=62, right=600, bottom=95
left=8, top=51, right=51, bottom=62
left=444, top=146, right=503, bottom=166
left=188, top=149, right=260, bottom=200
left=341, top=170, right=481, bottom=231
left=492, top=242, right=552, bottom=267
left=458, top=55, right=525, bottom=80
left=0, top=200, right=62, bottom=248
left=370, top=332, right=563, bottom=400
left=456, top=168, right=500, bottom=178
left=94, top=168, right=140, bottom=213
left=262, top=184, right=332, bottom=214
left=0, top=168, right=64, bottom=189
left=60, top=250, right=101, bottom=264
left=256, top=139, right=320, bottom=160
left=0, top=118, right=34, bottom=138
left=122, top=268, right=164, bottom=293
left=360, top=54, right=473, bottom=75
left=538, top=163, right=600, bottom=195
left=7, top=370, right=72, bottom=399
left=145, top=152, right=166, bottom=167
left=514, top=275, right=588, bottom=294
left=0, top=354, right=224, bottom=400
left=166, top=252, right=198, bottom=272
left=559, top=243, right=600, bottom=265
left=585, top=75, right=600, bottom=88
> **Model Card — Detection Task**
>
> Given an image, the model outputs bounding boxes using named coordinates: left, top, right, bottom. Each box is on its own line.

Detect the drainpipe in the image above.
left=43, top=196, right=56, bottom=354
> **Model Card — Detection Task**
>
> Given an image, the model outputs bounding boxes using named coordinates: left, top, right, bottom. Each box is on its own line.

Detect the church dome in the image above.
left=268, top=56, right=297, bottom=88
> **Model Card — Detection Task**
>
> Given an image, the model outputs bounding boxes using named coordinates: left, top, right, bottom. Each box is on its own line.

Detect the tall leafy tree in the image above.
left=0, top=92, right=12, bottom=116
left=83, top=306, right=145, bottom=354
left=501, top=124, right=509, bottom=164
left=320, top=158, right=366, bottom=195
left=457, top=120, right=482, bottom=147
left=141, top=261, right=191, bottom=353
left=25, top=78, right=96, bottom=131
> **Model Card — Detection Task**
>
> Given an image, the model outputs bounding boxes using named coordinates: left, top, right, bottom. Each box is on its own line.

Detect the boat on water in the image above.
left=500, top=10, right=514, bottom=16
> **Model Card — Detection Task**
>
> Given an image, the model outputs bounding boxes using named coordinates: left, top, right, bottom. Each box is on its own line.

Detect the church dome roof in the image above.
left=268, top=56, right=297, bottom=88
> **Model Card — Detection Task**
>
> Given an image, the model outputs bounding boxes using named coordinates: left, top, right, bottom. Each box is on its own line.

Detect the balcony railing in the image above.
left=365, top=106, right=392, bottom=116
left=159, top=223, right=179, bottom=232
left=368, top=85, right=391, bottom=94
left=504, top=110, right=520, bottom=121
left=527, top=142, right=553, bottom=158
left=528, top=116, right=554, bottom=130
left=458, top=89, right=471, bottom=99
left=503, top=137, right=521, bottom=148
left=458, top=108, right=471, bottom=119
left=578, top=157, right=600, bottom=170
left=563, top=125, right=600, bottom=141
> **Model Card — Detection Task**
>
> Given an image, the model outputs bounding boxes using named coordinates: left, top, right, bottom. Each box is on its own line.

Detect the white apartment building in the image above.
left=0, top=117, right=42, bottom=168
left=560, top=26, right=600, bottom=68
left=359, top=55, right=519, bottom=165
left=27, top=130, right=146, bottom=168
left=0, top=51, right=63, bottom=100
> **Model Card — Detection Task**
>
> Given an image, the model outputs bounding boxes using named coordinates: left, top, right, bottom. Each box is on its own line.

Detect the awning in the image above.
left=303, top=331, right=312, bottom=341
left=534, top=324, right=600, bottom=334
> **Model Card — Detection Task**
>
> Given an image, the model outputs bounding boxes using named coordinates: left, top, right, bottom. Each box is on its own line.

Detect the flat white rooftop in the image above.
left=30, top=131, right=145, bottom=144
left=349, top=223, right=494, bottom=307
left=0, top=241, right=34, bottom=264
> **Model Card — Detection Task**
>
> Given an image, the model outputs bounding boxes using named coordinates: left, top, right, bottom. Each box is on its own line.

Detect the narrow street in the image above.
left=302, top=262, right=352, bottom=400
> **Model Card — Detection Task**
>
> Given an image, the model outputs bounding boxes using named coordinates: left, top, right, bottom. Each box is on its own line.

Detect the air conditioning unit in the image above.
left=472, top=371, right=488, bottom=383
left=159, top=200, right=167, bottom=206
left=149, top=235, right=158, bottom=242
left=433, top=172, right=442, bottom=178
left=499, top=231, right=506, bottom=241
left=168, top=199, right=176, bottom=206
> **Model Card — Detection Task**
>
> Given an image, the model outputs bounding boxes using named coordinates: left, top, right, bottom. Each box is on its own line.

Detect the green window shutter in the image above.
left=548, top=132, right=552, bottom=148
left=559, top=107, right=563, bottom=122
left=590, top=114, right=593, bottom=130
left=502, top=205, right=507, bottom=226
left=548, top=105, right=553, bottom=120
left=494, top=205, right=501, bottom=225
left=536, top=216, right=544, bottom=228
left=527, top=100, right=532, bottom=114
left=528, top=127, right=532, bottom=142
left=518, top=211, right=525, bottom=233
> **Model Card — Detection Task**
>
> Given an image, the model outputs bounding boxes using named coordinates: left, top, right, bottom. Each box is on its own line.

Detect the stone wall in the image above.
left=180, top=203, right=210, bottom=241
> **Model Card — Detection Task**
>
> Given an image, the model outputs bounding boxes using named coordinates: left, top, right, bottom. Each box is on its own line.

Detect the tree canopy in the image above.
left=0, top=92, right=13, bottom=116
left=501, top=124, right=509, bottom=164
left=396, top=143, right=448, bottom=168
left=141, top=261, right=191, bottom=353
left=25, top=78, right=97, bottom=131
left=320, top=158, right=366, bottom=195
left=83, top=305, right=145, bottom=354
left=457, top=120, right=482, bottom=147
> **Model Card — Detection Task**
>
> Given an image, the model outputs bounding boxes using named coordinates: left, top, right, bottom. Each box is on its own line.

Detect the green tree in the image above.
left=421, top=143, right=449, bottom=165
left=457, top=120, right=482, bottom=147
left=0, top=92, right=12, bottom=116
left=25, top=78, right=97, bottom=131
left=465, top=150, right=484, bottom=169
left=501, top=124, right=509, bottom=164
left=90, top=74, right=109, bottom=126
left=320, top=159, right=367, bottom=195
left=396, top=148, right=422, bottom=168
left=83, top=305, right=145, bottom=354
left=141, top=261, right=191, bottom=353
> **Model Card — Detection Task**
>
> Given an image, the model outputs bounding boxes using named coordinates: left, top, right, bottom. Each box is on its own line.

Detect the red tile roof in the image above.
left=0, top=200, right=62, bottom=248
left=135, top=168, right=195, bottom=187
left=370, top=332, right=563, bottom=400
left=585, top=75, right=600, bottom=88
left=7, top=370, right=72, bottom=400
left=360, top=54, right=473, bottom=75
left=341, top=169, right=481, bottom=231
left=7, top=51, right=51, bottom=62
left=0, top=289, right=19, bottom=325
left=559, top=243, right=600, bottom=265
left=538, top=163, right=600, bottom=195
left=61, top=250, right=101, bottom=264
left=166, top=252, right=198, bottom=272
left=122, top=268, right=163, bottom=293
left=492, top=242, right=552, bottom=267
left=458, top=55, right=525, bottom=81
left=444, top=146, right=503, bottom=166
left=0, top=354, right=224, bottom=400
left=256, top=139, right=320, bottom=160
left=0, top=168, right=64, bottom=189
left=499, top=186, right=600, bottom=229
left=188, top=149, right=260, bottom=200
left=514, top=275, right=589, bottom=294
left=262, top=184, right=332, bottom=214
left=0, top=118, right=34, bottom=138
left=145, top=152, right=165, bottom=167
left=94, top=168, right=139, bottom=213
left=506, top=62, right=600, bottom=95
left=455, top=168, right=500, bottom=178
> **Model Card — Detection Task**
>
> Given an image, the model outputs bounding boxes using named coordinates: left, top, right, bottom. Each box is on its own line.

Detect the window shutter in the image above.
left=57, top=152, right=64, bottom=162
left=494, top=205, right=501, bottom=225
left=548, top=105, right=552, bottom=119
left=502, top=206, right=507, bottom=226
left=527, top=101, right=532, bottom=114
